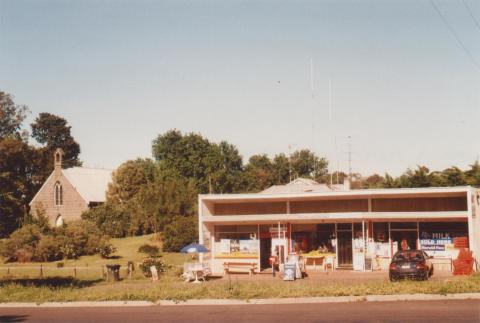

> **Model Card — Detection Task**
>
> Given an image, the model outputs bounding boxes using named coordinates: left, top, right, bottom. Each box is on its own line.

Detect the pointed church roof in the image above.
left=62, top=167, right=112, bottom=203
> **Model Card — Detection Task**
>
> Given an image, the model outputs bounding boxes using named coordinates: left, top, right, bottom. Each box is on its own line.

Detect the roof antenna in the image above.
left=348, top=135, right=352, bottom=179
left=310, top=58, right=316, bottom=180
left=329, top=78, right=333, bottom=187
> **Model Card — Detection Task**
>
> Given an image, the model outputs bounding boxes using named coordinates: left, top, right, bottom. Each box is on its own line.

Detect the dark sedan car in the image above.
left=389, top=250, right=434, bottom=281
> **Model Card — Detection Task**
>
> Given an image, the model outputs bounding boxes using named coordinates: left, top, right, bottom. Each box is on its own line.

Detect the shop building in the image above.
left=198, top=181, right=480, bottom=275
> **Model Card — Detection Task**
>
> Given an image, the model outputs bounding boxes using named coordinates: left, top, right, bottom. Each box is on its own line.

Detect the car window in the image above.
left=393, top=251, right=424, bottom=261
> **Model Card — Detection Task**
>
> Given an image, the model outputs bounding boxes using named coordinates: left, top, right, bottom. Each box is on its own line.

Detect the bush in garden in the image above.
left=0, top=224, right=42, bottom=262
left=55, top=221, right=106, bottom=259
left=36, top=235, right=63, bottom=262
left=81, top=203, right=131, bottom=238
left=137, top=244, right=160, bottom=257
left=162, top=216, right=198, bottom=252
left=0, top=220, right=115, bottom=262
left=97, top=240, right=118, bottom=259
left=139, top=257, right=168, bottom=278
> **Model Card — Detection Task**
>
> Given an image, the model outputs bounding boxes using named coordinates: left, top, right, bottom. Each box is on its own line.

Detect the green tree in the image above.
left=81, top=203, right=131, bottom=238
left=0, top=91, right=28, bottom=140
left=31, top=113, right=81, bottom=179
left=162, top=216, right=198, bottom=252
left=362, top=174, right=385, bottom=189
left=131, top=176, right=198, bottom=234
left=209, top=141, right=245, bottom=193
left=152, top=130, right=245, bottom=193
left=397, top=166, right=432, bottom=188
left=107, top=159, right=154, bottom=204
left=440, top=167, right=467, bottom=186
left=290, top=149, right=329, bottom=182
left=0, top=138, right=38, bottom=237
left=272, top=153, right=290, bottom=185
left=244, top=154, right=274, bottom=192
left=465, top=161, right=480, bottom=187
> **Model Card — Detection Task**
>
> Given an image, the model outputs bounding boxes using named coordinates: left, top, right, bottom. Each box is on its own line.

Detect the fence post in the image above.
left=40, top=264, right=43, bottom=277
left=74, top=267, right=77, bottom=278
left=7, top=267, right=10, bottom=275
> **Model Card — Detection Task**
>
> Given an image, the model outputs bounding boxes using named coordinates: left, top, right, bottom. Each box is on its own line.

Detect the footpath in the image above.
left=1, top=293, right=480, bottom=307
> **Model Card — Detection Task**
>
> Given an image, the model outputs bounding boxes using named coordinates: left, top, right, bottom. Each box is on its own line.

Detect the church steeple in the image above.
left=54, top=148, right=64, bottom=173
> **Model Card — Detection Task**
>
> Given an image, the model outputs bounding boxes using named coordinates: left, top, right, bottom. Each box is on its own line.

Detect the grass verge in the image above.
left=0, top=273, right=479, bottom=303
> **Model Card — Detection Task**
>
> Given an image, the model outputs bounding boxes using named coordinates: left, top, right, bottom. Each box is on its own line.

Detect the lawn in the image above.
left=0, top=234, right=191, bottom=280
left=1, top=235, right=479, bottom=303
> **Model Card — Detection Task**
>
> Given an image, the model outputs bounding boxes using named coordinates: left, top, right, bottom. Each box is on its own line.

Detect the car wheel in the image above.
left=389, top=274, right=396, bottom=282
left=429, top=266, right=434, bottom=277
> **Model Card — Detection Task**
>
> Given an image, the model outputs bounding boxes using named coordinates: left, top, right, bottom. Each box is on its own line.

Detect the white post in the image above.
left=257, top=224, right=260, bottom=273
left=388, top=222, right=392, bottom=258
left=467, top=189, right=475, bottom=261
left=362, top=220, right=366, bottom=271
left=416, top=220, right=420, bottom=250
left=335, top=223, right=338, bottom=268
left=198, top=196, right=204, bottom=263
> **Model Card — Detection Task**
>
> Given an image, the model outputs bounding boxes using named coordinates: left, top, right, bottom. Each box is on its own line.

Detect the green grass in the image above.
left=0, top=234, right=190, bottom=280
left=0, top=273, right=479, bottom=303
left=1, top=235, right=479, bottom=302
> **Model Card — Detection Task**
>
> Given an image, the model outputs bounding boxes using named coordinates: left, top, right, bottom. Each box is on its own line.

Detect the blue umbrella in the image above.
left=181, top=243, right=209, bottom=254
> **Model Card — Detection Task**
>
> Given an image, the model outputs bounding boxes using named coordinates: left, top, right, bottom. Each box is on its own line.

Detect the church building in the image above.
left=29, top=148, right=112, bottom=226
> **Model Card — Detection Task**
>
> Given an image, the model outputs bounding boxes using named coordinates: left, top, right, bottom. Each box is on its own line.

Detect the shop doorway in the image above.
left=390, top=222, right=418, bottom=254
left=391, top=231, right=418, bottom=252
left=260, top=237, right=272, bottom=269
left=337, top=231, right=353, bottom=267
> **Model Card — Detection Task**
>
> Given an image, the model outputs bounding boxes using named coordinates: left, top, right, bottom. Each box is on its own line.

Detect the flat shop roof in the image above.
left=201, top=211, right=469, bottom=223
left=199, top=186, right=472, bottom=203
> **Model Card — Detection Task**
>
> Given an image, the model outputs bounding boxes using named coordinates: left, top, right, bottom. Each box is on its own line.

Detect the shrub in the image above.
left=81, top=203, right=131, bottom=238
left=56, top=262, right=64, bottom=268
left=1, top=220, right=115, bottom=262
left=137, top=244, right=160, bottom=257
left=97, top=241, right=118, bottom=259
left=139, top=257, right=168, bottom=278
left=55, top=221, right=105, bottom=259
left=15, top=249, right=34, bottom=263
left=0, top=224, right=42, bottom=262
left=36, top=235, right=62, bottom=262
left=162, top=216, right=198, bottom=252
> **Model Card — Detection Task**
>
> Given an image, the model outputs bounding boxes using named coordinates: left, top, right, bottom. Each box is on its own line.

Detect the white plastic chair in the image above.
left=181, top=262, right=195, bottom=282
left=324, top=256, right=335, bottom=270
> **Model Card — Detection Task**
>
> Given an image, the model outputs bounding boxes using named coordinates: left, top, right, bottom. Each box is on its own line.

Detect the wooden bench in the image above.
left=223, top=262, right=257, bottom=275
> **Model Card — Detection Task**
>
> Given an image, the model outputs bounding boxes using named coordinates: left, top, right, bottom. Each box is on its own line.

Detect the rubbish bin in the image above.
left=106, top=264, right=121, bottom=282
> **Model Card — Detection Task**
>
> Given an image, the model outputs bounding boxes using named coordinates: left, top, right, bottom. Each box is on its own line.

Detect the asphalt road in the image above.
left=0, top=300, right=479, bottom=323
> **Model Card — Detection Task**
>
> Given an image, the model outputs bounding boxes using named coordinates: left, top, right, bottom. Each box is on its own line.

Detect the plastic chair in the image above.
left=324, top=256, right=335, bottom=270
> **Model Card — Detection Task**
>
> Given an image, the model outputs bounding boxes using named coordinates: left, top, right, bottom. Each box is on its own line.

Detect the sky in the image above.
left=1, top=0, right=479, bottom=176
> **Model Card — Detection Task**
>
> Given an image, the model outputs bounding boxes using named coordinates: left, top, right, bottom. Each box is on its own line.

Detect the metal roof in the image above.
left=62, top=167, right=112, bottom=203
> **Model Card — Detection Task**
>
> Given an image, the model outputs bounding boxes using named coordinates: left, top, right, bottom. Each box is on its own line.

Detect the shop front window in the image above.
left=367, top=222, right=391, bottom=258
left=291, top=223, right=335, bottom=255
left=419, top=222, right=468, bottom=258
left=214, top=225, right=258, bottom=259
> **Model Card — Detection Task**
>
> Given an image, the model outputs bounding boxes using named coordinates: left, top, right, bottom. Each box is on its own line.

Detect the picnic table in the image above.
left=303, top=253, right=336, bottom=271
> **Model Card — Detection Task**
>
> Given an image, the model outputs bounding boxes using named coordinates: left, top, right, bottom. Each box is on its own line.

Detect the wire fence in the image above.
left=0, top=265, right=130, bottom=280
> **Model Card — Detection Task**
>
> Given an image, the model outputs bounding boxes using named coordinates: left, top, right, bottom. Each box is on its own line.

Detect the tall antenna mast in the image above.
left=348, top=135, right=352, bottom=178
left=329, top=78, right=333, bottom=187
left=288, top=144, right=292, bottom=182
left=310, top=58, right=316, bottom=179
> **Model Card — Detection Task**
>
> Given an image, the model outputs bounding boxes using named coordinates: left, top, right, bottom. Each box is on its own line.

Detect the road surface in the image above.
left=0, top=300, right=479, bottom=322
